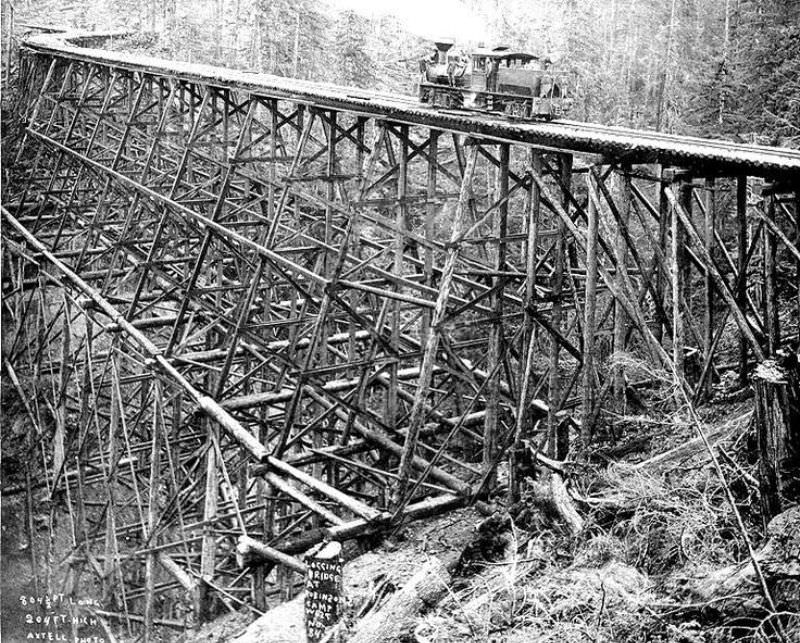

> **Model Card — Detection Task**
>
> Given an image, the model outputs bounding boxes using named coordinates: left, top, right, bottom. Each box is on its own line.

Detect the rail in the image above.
left=22, top=29, right=800, bottom=182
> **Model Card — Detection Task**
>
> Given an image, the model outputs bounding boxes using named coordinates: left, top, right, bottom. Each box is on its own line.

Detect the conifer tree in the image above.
left=333, top=10, right=375, bottom=89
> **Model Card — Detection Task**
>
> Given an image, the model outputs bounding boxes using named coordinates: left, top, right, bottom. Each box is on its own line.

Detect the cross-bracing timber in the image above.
left=2, top=29, right=799, bottom=638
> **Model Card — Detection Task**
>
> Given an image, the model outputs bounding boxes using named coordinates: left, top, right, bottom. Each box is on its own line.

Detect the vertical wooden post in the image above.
left=318, top=110, right=337, bottom=493
left=548, top=154, right=572, bottom=459
left=144, top=384, right=162, bottom=642
left=187, top=81, right=196, bottom=182
left=484, top=143, right=508, bottom=482
left=654, top=167, right=670, bottom=344
left=348, top=116, right=367, bottom=378
left=103, top=359, right=121, bottom=606
left=679, top=175, right=693, bottom=316
left=262, top=467, right=278, bottom=610
left=528, top=152, right=542, bottom=354
left=393, top=142, right=478, bottom=508
left=796, top=190, right=800, bottom=326
left=671, top=172, right=690, bottom=398
left=389, top=125, right=408, bottom=431
left=613, top=164, right=631, bottom=409
left=737, top=176, right=749, bottom=384
left=763, top=188, right=779, bottom=355
left=268, top=99, right=278, bottom=221
left=221, top=89, right=229, bottom=162
left=256, top=100, right=277, bottom=609
left=262, top=99, right=278, bottom=342
left=74, top=317, right=93, bottom=562
left=209, top=89, right=224, bottom=171
left=509, top=149, right=541, bottom=502
left=14, top=58, right=56, bottom=164
left=581, top=170, right=600, bottom=448
left=703, top=177, right=716, bottom=397
left=294, top=106, right=305, bottom=226
left=423, top=130, right=439, bottom=344
left=55, top=298, right=70, bottom=484
left=197, top=312, right=220, bottom=624
left=324, top=111, right=337, bottom=283
left=253, top=417, right=268, bottom=612
left=179, top=82, right=186, bottom=140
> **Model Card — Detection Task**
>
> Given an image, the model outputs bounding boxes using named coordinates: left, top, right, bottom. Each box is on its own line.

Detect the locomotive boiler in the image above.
left=419, top=40, right=573, bottom=120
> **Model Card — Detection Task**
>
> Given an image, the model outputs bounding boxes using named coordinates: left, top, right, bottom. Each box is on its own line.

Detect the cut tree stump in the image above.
left=347, top=557, right=452, bottom=643
left=752, top=353, right=800, bottom=521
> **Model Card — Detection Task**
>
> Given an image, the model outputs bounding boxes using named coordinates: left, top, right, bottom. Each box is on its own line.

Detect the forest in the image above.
left=0, top=1, right=799, bottom=643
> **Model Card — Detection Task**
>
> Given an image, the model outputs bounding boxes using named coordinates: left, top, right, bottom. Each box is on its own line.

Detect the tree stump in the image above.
left=752, top=352, right=800, bottom=521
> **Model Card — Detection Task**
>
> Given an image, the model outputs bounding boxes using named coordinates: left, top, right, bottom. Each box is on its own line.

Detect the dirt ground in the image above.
left=179, top=507, right=484, bottom=643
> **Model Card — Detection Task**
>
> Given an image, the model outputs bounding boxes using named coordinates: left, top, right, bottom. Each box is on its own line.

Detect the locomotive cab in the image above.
left=419, top=41, right=572, bottom=119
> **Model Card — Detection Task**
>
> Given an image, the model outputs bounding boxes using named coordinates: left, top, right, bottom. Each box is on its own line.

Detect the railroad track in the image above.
left=20, top=29, right=800, bottom=180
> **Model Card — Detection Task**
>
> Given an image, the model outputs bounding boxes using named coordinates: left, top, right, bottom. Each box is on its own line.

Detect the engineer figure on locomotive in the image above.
left=418, top=41, right=572, bottom=120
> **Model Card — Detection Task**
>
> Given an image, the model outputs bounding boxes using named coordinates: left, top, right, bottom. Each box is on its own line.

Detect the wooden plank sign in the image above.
left=304, top=541, right=343, bottom=642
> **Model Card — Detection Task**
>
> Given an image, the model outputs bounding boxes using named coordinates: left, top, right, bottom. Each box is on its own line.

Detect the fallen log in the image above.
left=690, top=506, right=800, bottom=613
left=236, top=493, right=470, bottom=566
left=631, top=420, right=741, bottom=470
left=236, top=536, right=307, bottom=574
left=157, top=552, right=198, bottom=592
left=347, top=557, right=453, bottom=643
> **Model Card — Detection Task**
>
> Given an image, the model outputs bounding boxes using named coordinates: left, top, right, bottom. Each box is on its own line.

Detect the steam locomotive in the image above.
left=419, top=40, right=573, bottom=120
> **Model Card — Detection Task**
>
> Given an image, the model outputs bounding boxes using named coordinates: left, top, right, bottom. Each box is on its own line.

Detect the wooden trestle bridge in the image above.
left=2, top=29, right=799, bottom=637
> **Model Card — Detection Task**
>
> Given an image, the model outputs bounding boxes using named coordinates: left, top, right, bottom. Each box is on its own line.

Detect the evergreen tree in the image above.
left=6, top=0, right=799, bottom=145
left=734, top=0, right=800, bottom=143
left=333, top=10, right=375, bottom=89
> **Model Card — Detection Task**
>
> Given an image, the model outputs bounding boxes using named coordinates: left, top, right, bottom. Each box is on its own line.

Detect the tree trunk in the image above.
left=752, top=355, right=800, bottom=522
left=655, top=0, right=677, bottom=131
left=292, top=10, right=301, bottom=78
left=719, top=0, right=730, bottom=123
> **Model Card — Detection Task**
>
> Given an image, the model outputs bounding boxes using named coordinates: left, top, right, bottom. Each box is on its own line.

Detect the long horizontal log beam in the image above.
left=220, top=365, right=445, bottom=410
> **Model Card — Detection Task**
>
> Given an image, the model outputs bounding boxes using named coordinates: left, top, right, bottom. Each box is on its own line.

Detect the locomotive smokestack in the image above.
left=434, top=39, right=454, bottom=64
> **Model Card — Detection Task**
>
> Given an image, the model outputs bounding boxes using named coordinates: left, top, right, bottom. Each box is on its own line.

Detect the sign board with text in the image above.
left=304, top=541, right=343, bottom=643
